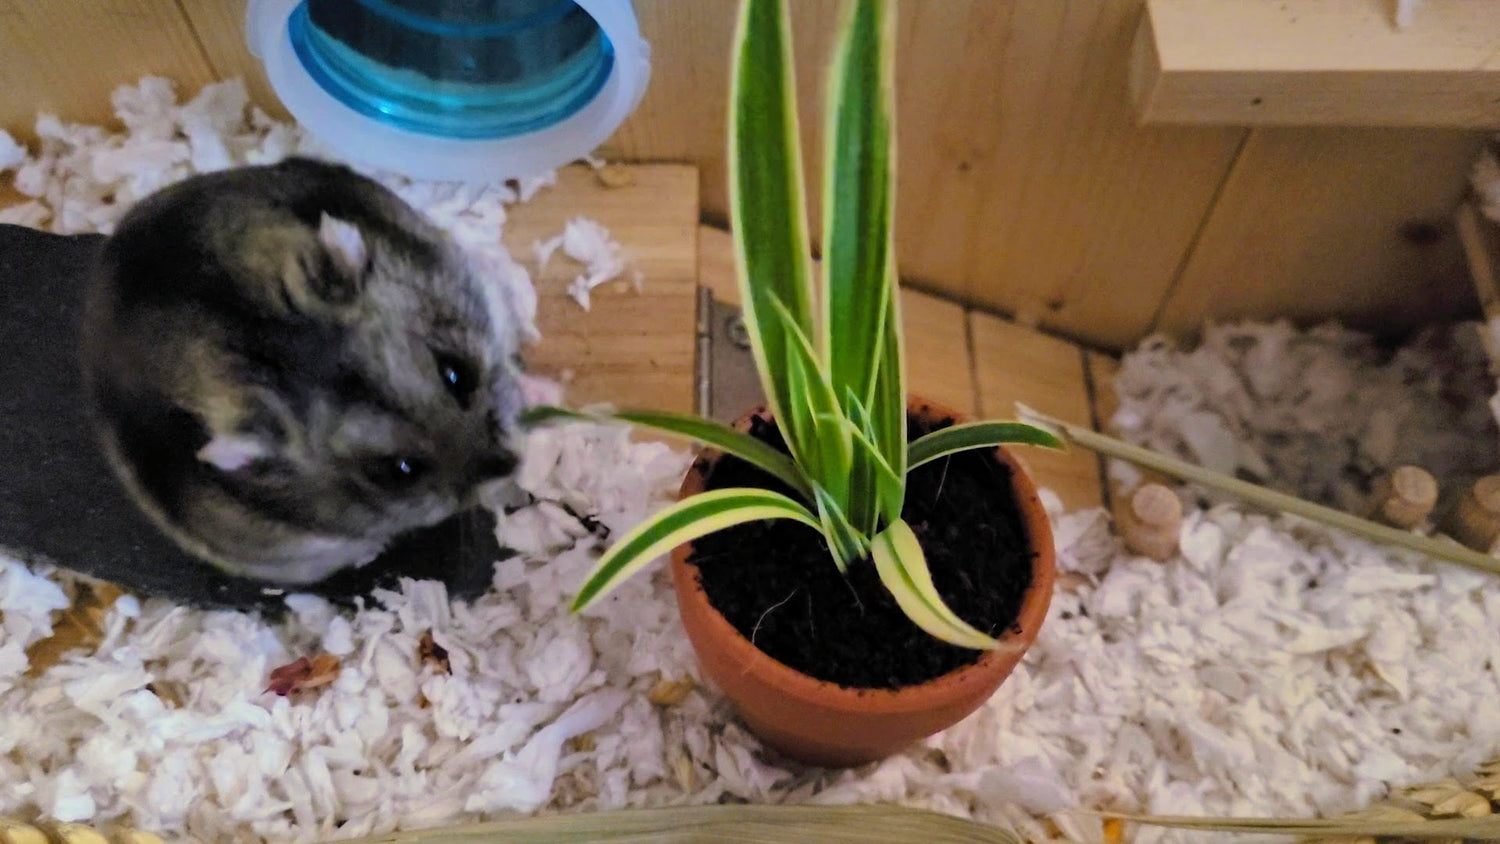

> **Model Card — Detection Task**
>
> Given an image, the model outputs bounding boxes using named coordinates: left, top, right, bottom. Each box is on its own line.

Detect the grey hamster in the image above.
left=81, top=157, right=528, bottom=585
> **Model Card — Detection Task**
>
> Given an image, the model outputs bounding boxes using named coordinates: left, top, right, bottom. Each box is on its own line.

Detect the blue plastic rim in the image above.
left=289, top=0, right=617, bottom=140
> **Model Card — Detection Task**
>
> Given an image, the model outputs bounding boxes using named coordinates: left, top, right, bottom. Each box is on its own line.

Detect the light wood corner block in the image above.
left=1131, top=0, right=1500, bottom=129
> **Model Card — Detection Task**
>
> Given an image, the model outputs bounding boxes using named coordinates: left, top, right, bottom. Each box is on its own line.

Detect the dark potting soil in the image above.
left=689, top=413, right=1036, bottom=691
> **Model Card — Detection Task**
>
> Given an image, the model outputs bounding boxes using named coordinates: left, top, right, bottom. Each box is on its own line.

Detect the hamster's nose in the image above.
left=473, top=448, right=518, bottom=481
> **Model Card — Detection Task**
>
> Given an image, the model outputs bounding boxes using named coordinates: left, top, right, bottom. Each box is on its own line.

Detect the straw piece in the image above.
left=1443, top=474, right=1500, bottom=552
left=1016, top=406, right=1500, bottom=576
left=331, top=805, right=1025, bottom=844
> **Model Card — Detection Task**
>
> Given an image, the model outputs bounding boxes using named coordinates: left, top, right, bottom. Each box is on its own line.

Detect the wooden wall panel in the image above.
left=0, top=0, right=1489, bottom=353
left=1152, top=127, right=1486, bottom=340
left=606, top=0, right=1251, bottom=350
left=178, top=0, right=285, bottom=120
left=0, top=1, right=216, bottom=136
left=890, top=1, right=1247, bottom=350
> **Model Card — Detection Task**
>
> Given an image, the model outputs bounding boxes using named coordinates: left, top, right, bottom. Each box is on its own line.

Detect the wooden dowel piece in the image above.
left=1447, top=474, right=1500, bottom=552
left=1366, top=465, right=1438, bottom=530
left=1118, top=483, right=1183, bottom=561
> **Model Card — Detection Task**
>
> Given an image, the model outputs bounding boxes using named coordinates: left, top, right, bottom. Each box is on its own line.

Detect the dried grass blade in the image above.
left=330, top=804, right=1025, bottom=843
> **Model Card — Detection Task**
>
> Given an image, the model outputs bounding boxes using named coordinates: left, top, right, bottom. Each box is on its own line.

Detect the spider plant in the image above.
left=522, top=0, right=1061, bottom=650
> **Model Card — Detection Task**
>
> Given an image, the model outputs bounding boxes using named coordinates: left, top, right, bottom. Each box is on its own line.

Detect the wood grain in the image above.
left=0, top=180, right=27, bottom=211
left=1133, top=0, right=1500, bottom=129
left=893, top=0, right=1247, bottom=350
left=177, top=0, right=286, bottom=121
left=901, top=289, right=976, bottom=418
left=607, top=0, right=1249, bottom=350
left=1458, top=201, right=1500, bottom=321
left=1153, top=127, right=1487, bottom=340
left=1, top=0, right=1488, bottom=355
left=504, top=164, right=699, bottom=415
left=697, top=224, right=739, bottom=305
left=970, top=312, right=1102, bottom=511
left=0, top=0, right=217, bottom=137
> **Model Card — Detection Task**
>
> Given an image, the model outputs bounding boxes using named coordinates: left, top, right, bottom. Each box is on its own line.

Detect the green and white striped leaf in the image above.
left=813, top=485, right=868, bottom=573
left=842, top=390, right=882, bottom=535
left=907, top=420, right=1064, bottom=472
left=728, top=0, right=818, bottom=436
left=840, top=395, right=904, bottom=530
left=871, top=282, right=907, bottom=510
left=870, top=519, right=1010, bottom=651
left=570, top=488, right=820, bottom=613
left=519, top=405, right=813, bottom=501
left=769, top=296, right=852, bottom=506
left=821, top=0, right=897, bottom=410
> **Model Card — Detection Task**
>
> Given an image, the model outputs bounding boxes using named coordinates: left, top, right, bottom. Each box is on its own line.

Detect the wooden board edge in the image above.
left=1457, top=200, right=1500, bottom=321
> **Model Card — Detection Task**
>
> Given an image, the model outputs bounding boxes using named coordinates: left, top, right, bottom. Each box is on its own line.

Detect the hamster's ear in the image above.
left=197, top=432, right=274, bottom=472
left=319, top=213, right=368, bottom=276
left=292, top=212, right=369, bottom=310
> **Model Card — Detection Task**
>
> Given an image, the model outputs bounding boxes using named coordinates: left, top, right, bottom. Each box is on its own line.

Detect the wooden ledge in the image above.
left=1130, top=0, right=1500, bottom=128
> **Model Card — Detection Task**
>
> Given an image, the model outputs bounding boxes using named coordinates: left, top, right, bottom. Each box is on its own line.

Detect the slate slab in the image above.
left=0, top=223, right=508, bottom=616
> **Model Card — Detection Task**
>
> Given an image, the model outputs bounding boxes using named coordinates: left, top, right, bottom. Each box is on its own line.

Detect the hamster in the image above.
left=80, top=157, right=529, bottom=585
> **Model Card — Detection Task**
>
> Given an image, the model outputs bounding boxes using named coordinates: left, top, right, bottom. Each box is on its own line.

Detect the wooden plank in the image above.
left=896, top=0, right=1245, bottom=350
left=696, top=224, right=977, bottom=416
left=0, top=1, right=1485, bottom=354
left=1457, top=201, right=1500, bottom=320
left=1153, top=127, right=1487, bottom=340
left=902, top=290, right=976, bottom=418
left=604, top=0, right=1247, bottom=351
left=698, top=224, right=739, bottom=305
left=1132, top=0, right=1500, bottom=129
left=0, top=1, right=217, bottom=137
left=504, top=164, right=699, bottom=415
left=970, top=312, right=1102, bottom=511
left=178, top=0, right=287, bottom=121
left=1, top=180, right=26, bottom=211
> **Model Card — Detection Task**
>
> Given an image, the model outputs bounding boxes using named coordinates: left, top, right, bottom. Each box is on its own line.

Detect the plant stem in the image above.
left=1017, top=405, right=1500, bottom=577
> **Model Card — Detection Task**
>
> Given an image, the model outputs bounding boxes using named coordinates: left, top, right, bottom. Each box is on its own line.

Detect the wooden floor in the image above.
left=1, top=161, right=1120, bottom=512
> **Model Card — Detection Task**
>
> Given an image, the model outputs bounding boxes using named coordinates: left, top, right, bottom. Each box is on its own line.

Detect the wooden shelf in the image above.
left=1130, top=0, right=1500, bottom=128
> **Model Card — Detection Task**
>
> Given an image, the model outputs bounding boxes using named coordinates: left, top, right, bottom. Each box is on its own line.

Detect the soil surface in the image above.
left=689, top=412, right=1036, bottom=690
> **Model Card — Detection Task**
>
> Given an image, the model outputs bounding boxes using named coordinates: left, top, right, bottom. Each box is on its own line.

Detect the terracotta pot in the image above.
left=669, top=396, right=1056, bottom=768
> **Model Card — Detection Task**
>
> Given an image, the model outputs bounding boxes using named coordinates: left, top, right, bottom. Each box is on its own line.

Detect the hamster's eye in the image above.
left=433, top=350, right=480, bottom=409
left=361, top=456, right=427, bottom=490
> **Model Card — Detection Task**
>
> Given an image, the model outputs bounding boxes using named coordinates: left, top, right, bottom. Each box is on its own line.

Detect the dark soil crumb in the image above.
left=689, top=413, right=1036, bottom=691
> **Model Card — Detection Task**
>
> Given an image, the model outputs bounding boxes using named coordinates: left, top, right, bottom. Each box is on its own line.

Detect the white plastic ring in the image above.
left=246, top=0, right=650, bottom=182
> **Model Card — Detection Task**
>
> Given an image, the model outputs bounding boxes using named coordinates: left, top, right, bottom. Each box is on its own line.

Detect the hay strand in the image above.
left=1017, top=406, right=1500, bottom=577
left=332, top=805, right=1024, bottom=843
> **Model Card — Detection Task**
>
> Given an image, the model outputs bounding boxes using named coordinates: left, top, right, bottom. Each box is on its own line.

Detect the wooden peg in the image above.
left=1118, top=483, right=1183, bottom=561
left=1446, top=475, right=1500, bottom=553
left=1365, top=465, right=1438, bottom=530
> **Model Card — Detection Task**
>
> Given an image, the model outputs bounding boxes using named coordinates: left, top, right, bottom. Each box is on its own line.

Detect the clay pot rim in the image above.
left=668, top=394, right=1057, bottom=717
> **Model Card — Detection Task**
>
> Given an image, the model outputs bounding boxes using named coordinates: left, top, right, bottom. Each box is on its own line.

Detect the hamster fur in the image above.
left=81, top=157, right=528, bottom=585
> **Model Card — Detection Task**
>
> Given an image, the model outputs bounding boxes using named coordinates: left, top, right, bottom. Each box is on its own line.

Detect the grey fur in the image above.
left=80, top=157, right=527, bottom=585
